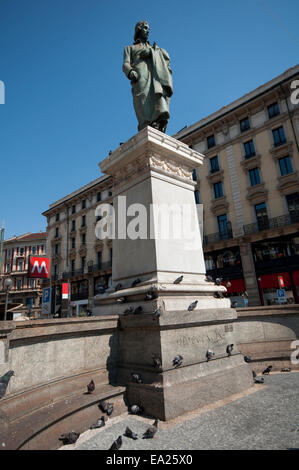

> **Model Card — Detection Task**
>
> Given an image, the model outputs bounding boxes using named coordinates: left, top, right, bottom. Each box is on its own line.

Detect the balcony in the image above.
left=87, top=261, right=112, bottom=273
left=203, top=229, right=233, bottom=245
left=243, top=212, right=299, bottom=235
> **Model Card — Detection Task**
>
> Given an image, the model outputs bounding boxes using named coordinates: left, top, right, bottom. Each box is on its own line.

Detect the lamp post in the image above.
left=4, top=276, right=13, bottom=321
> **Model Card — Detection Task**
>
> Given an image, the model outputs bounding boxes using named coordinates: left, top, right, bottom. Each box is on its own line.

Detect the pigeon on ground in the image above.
left=123, top=306, right=134, bottom=315
left=226, top=344, right=234, bottom=357
left=206, top=349, right=215, bottom=361
left=109, top=435, right=122, bottom=450
left=174, top=275, right=183, bottom=284
left=173, top=355, right=183, bottom=367
left=262, top=365, right=273, bottom=375
left=87, top=379, right=95, bottom=394
left=154, top=305, right=163, bottom=317
left=132, top=278, right=141, bottom=287
left=90, top=416, right=105, bottom=429
left=134, top=306, right=143, bottom=314
left=152, top=355, right=162, bottom=368
left=214, top=277, right=223, bottom=285
left=143, top=419, right=159, bottom=439
left=252, top=370, right=257, bottom=379
left=0, top=371, right=14, bottom=400
left=145, top=289, right=156, bottom=301
left=115, top=283, right=122, bottom=291
left=98, top=400, right=113, bottom=415
left=254, top=377, right=264, bottom=384
left=244, top=355, right=251, bottom=363
left=131, top=373, right=142, bottom=383
left=281, top=367, right=291, bottom=372
left=188, top=300, right=198, bottom=311
left=214, top=291, right=224, bottom=298
left=59, top=431, right=80, bottom=445
left=124, top=426, right=138, bottom=440
left=130, top=404, right=144, bottom=415
left=116, top=296, right=127, bottom=303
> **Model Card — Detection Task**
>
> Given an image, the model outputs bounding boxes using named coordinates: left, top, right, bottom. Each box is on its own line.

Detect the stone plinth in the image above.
left=93, top=126, right=253, bottom=419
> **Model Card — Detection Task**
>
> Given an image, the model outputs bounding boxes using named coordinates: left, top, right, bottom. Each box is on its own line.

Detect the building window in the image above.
left=55, top=227, right=59, bottom=238
left=286, top=193, right=299, bottom=223
left=217, top=214, right=230, bottom=239
left=71, top=237, right=75, bottom=249
left=210, top=156, right=220, bottom=173
left=194, top=190, right=200, bottom=204
left=213, top=181, right=223, bottom=199
left=16, top=279, right=22, bottom=290
left=97, top=192, right=102, bottom=202
left=192, top=169, right=197, bottom=181
left=249, top=168, right=261, bottom=186
left=207, top=134, right=215, bottom=149
left=7, top=249, right=11, bottom=258
left=82, top=233, right=86, bottom=245
left=97, top=251, right=102, bottom=269
left=81, top=215, right=86, bottom=227
left=108, top=191, right=113, bottom=197
left=29, top=278, right=34, bottom=288
left=240, top=117, right=250, bottom=133
left=19, top=247, right=24, bottom=256
left=255, top=202, right=269, bottom=230
left=268, top=102, right=280, bottom=119
left=81, top=257, right=86, bottom=272
left=244, top=140, right=255, bottom=159
left=18, top=260, right=23, bottom=271
left=6, top=262, right=11, bottom=273
left=55, top=244, right=59, bottom=255
left=279, top=155, right=293, bottom=176
left=72, top=205, right=76, bottom=214
left=55, top=213, right=60, bottom=222
left=272, top=126, right=286, bottom=147
left=32, top=246, right=37, bottom=255
left=109, top=248, right=113, bottom=266
left=82, top=199, right=86, bottom=210
left=71, top=260, right=75, bottom=273
left=71, top=220, right=76, bottom=232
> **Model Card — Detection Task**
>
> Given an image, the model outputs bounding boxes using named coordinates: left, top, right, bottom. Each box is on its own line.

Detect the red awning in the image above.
left=222, top=278, right=246, bottom=293
left=258, top=272, right=291, bottom=289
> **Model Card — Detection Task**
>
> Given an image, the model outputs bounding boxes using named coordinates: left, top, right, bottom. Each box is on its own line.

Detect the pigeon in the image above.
left=188, top=300, right=198, bottom=311
left=123, top=306, right=134, bottom=315
left=281, top=367, right=291, bottom=372
left=214, top=291, right=224, bottom=298
left=132, top=278, right=141, bottom=287
left=59, top=431, right=80, bottom=445
left=115, top=283, right=122, bottom=291
left=90, top=416, right=105, bottom=429
left=130, top=404, right=144, bottom=415
left=262, top=365, right=273, bottom=375
left=231, top=301, right=238, bottom=308
left=205, top=275, right=213, bottom=282
left=98, top=400, right=113, bottom=415
left=154, top=305, right=163, bottom=317
left=174, top=275, right=183, bottom=284
left=226, top=344, right=234, bottom=357
left=214, top=277, right=223, bottom=286
left=254, top=377, right=264, bottom=384
left=145, top=289, right=156, bottom=301
left=206, top=349, right=215, bottom=361
left=131, top=373, right=142, bottom=384
left=124, top=426, right=138, bottom=440
left=116, top=296, right=127, bottom=303
left=173, top=355, right=183, bottom=367
left=134, top=306, right=143, bottom=314
left=152, top=355, right=162, bottom=368
left=109, top=435, right=122, bottom=450
left=244, top=355, right=251, bottom=363
left=143, top=419, right=158, bottom=439
left=252, top=370, right=257, bottom=379
left=87, top=379, right=95, bottom=394
left=0, top=370, right=14, bottom=400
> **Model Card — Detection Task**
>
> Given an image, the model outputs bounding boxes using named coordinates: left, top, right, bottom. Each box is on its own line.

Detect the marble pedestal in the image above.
left=93, top=126, right=253, bottom=419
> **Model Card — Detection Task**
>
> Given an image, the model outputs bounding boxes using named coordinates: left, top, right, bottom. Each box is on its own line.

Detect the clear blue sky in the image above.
left=0, top=0, right=298, bottom=239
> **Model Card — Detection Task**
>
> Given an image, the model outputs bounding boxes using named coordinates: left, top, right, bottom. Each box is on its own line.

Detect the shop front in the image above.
left=257, top=272, right=296, bottom=305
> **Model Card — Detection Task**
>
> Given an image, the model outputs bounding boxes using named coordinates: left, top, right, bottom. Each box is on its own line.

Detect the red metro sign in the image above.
left=29, top=257, right=50, bottom=278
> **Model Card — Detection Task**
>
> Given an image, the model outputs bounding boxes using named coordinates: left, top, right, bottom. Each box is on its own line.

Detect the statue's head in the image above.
left=134, top=21, right=150, bottom=43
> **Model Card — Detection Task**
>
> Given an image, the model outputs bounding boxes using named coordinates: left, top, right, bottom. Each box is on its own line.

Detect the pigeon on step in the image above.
left=188, top=300, right=198, bottom=311
left=59, top=431, right=80, bottom=445
left=174, top=275, right=183, bottom=284
left=124, top=426, right=138, bottom=440
left=109, top=435, right=122, bottom=450
left=90, top=416, right=105, bottom=429
left=226, top=344, right=234, bottom=357
left=143, top=419, right=159, bottom=439
left=173, top=355, right=183, bottom=367
left=87, top=379, right=95, bottom=394
left=262, top=365, right=273, bottom=375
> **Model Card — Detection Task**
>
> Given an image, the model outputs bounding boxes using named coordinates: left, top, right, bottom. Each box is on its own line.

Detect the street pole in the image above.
left=0, top=221, right=5, bottom=274
left=4, top=289, right=9, bottom=321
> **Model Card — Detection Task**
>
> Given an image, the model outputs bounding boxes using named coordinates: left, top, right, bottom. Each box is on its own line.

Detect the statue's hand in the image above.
left=129, top=70, right=138, bottom=83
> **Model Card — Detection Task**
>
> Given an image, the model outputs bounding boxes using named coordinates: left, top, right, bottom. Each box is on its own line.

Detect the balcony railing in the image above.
left=87, top=261, right=112, bottom=273
left=203, top=229, right=233, bottom=245
left=243, top=212, right=299, bottom=235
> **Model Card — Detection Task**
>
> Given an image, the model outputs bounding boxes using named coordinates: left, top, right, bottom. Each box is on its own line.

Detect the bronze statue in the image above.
left=123, top=21, right=173, bottom=133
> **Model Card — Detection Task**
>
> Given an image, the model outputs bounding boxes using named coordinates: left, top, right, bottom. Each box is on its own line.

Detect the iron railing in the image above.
left=243, top=212, right=299, bottom=235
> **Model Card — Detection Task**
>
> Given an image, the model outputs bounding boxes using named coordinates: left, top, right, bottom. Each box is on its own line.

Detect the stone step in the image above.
left=0, top=383, right=126, bottom=450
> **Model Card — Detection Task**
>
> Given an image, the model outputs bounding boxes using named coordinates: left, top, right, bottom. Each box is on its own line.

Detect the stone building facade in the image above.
left=42, top=175, right=113, bottom=316
left=0, top=232, right=47, bottom=318
left=175, top=64, right=299, bottom=306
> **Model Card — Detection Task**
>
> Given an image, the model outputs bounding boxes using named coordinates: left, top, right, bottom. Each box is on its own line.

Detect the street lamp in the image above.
left=4, top=276, right=13, bottom=321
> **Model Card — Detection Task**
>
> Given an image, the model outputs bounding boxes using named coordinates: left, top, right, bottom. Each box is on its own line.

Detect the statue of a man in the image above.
left=123, top=21, right=173, bottom=133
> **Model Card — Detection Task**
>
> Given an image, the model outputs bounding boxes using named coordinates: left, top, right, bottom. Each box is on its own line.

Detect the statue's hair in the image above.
left=134, top=21, right=149, bottom=43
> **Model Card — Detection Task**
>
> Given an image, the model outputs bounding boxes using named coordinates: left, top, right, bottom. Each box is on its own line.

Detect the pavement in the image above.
left=59, top=372, right=299, bottom=451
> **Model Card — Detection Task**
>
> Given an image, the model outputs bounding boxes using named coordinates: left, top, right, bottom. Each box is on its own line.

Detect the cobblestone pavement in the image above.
left=60, top=372, right=299, bottom=451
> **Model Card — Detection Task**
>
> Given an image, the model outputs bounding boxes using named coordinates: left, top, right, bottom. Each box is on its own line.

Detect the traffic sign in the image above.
left=277, top=289, right=285, bottom=298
